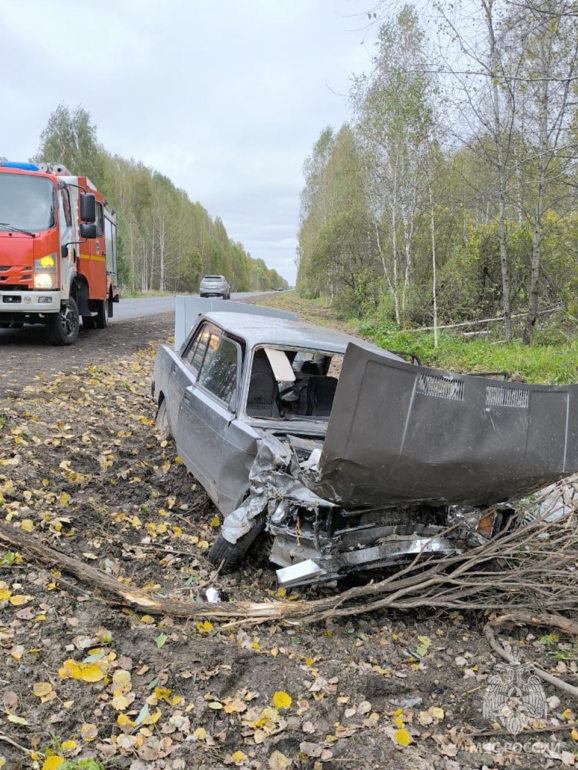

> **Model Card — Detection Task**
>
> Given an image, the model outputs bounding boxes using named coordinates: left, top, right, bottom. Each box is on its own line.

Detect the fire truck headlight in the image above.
left=34, top=254, right=57, bottom=290
left=34, top=273, right=56, bottom=289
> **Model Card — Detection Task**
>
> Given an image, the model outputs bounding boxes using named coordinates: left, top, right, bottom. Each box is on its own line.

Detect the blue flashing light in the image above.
left=0, top=161, right=40, bottom=171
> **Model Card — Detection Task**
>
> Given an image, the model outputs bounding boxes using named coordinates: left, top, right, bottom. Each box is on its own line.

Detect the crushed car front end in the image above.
left=217, top=430, right=514, bottom=588
left=211, top=339, right=578, bottom=588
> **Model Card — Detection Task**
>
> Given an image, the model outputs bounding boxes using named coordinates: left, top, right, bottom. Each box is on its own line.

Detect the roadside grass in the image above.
left=260, top=292, right=578, bottom=384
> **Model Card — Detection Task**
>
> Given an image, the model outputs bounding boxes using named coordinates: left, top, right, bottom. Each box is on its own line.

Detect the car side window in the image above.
left=182, top=323, right=214, bottom=374
left=198, top=336, right=239, bottom=407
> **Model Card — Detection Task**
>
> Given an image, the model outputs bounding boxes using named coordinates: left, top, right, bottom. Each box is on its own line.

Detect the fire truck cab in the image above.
left=0, top=161, right=119, bottom=345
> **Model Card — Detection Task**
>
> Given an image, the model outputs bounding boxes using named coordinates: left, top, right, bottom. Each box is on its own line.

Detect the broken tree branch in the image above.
left=0, top=476, right=577, bottom=632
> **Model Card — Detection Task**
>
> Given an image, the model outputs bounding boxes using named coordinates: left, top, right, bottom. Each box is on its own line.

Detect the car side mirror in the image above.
left=80, top=223, right=97, bottom=239
left=80, top=193, right=96, bottom=223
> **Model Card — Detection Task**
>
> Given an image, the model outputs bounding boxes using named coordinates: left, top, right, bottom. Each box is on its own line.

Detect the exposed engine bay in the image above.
left=221, top=431, right=515, bottom=588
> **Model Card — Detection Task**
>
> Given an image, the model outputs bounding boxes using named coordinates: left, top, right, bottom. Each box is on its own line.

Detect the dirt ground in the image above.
left=0, top=309, right=576, bottom=770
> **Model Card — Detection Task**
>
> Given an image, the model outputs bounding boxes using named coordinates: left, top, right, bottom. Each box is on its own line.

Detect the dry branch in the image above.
left=0, top=476, right=577, bottom=631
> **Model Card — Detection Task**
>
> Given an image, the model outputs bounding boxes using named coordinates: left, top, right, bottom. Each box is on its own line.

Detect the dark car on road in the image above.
left=199, top=275, right=230, bottom=299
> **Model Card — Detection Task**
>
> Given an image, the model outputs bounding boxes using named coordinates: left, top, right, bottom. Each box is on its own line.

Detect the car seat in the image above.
left=246, top=350, right=280, bottom=417
left=305, top=376, right=338, bottom=417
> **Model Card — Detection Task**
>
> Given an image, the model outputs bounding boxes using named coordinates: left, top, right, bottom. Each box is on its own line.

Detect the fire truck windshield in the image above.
left=0, top=174, right=55, bottom=233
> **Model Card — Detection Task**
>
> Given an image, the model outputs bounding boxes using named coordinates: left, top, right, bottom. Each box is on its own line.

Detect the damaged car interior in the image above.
left=152, top=298, right=578, bottom=589
left=246, top=346, right=342, bottom=420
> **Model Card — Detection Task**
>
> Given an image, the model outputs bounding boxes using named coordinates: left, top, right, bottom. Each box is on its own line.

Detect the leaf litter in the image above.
left=0, top=314, right=576, bottom=769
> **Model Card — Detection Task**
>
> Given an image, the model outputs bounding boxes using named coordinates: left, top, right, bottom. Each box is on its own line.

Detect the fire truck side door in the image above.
left=58, top=188, right=73, bottom=294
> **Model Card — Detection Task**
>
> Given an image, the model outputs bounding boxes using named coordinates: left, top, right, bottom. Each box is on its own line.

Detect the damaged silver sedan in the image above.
left=152, top=299, right=578, bottom=588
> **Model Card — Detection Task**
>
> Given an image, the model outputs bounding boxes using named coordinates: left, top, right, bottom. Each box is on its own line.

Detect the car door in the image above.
left=176, top=330, right=242, bottom=507
left=161, top=321, right=214, bottom=439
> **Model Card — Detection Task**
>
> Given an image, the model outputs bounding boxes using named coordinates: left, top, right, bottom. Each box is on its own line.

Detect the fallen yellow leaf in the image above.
left=9, top=595, right=31, bottom=606
left=196, top=621, right=214, bottom=634
left=269, top=750, right=291, bottom=769
left=59, top=660, right=105, bottom=682
left=33, top=682, right=53, bottom=697
left=41, top=757, right=64, bottom=770
left=7, top=714, right=28, bottom=725
left=273, top=691, right=292, bottom=709
left=393, top=728, right=411, bottom=746
left=61, top=740, right=76, bottom=751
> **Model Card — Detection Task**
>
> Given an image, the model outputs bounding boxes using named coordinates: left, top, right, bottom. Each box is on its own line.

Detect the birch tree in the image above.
left=514, top=0, right=578, bottom=343
left=351, top=6, right=435, bottom=326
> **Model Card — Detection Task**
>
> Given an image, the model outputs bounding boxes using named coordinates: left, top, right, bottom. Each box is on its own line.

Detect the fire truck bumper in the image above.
left=0, top=291, right=61, bottom=323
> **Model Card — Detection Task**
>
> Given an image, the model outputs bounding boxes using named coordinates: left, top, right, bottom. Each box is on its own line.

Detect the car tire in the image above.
left=95, top=299, right=108, bottom=329
left=48, top=298, right=80, bottom=346
left=208, top=526, right=264, bottom=573
left=155, top=399, right=171, bottom=441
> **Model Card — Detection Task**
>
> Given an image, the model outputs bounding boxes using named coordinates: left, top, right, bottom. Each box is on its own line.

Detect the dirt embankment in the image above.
left=0, top=309, right=574, bottom=770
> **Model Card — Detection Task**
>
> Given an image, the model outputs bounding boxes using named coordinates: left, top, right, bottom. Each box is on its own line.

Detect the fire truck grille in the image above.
left=0, top=284, right=30, bottom=291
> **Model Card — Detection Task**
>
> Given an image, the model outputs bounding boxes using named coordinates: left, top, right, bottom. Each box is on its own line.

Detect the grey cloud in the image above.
left=1, top=0, right=374, bottom=283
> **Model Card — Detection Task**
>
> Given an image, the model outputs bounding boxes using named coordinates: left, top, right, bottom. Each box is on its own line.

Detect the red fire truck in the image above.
left=0, top=161, right=119, bottom=345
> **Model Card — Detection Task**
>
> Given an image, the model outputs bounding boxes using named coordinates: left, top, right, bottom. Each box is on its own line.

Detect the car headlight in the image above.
left=34, top=254, right=57, bottom=290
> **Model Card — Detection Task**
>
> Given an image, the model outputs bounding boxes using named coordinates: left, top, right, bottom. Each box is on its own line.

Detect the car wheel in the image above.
left=208, top=526, right=264, bottom=573
left=48, top=298, right=80, bottom=346
left=155, top=399, right=171, bottom=440
left=95, top=299, right=108, bottom=329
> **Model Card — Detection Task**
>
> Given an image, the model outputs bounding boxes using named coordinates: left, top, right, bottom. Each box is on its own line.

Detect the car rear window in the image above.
left=182, top=323, right=216, bottom=373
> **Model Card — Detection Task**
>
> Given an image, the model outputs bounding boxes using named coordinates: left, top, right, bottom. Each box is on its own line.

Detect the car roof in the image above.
left=202, top=311, right=402, bottom=359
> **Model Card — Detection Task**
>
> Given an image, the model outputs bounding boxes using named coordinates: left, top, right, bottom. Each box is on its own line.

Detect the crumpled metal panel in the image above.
left=312, top=343, right=578, bottom=507
left=221, top=432, right=332, bottom=544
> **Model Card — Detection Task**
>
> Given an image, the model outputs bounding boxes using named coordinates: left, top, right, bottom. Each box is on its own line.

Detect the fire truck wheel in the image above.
left=49, top=298, right=80, bottom=346
left=95, top=299, right=108, bottom=329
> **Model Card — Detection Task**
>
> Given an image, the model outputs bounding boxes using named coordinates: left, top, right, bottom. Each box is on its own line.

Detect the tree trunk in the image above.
left=523, top=73, right=549, bottom=345
left=485, top=0, right=513, bottom=341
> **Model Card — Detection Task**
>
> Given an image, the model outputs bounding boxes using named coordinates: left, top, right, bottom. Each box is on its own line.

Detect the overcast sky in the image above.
left=0, top=0, right=378, bottom=284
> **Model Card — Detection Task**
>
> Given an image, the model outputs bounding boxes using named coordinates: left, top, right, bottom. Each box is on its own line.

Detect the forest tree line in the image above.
left=33, top=105, right=288, bottom=294
left=297, top=1, right=578, bottom=343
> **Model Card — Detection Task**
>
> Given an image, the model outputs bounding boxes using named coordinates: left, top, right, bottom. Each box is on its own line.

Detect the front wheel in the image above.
left=95, top=299, right=108, bottom=329
left=208, top=523, right=265, bottom=573
left=48, top=298, right=80, bottom=346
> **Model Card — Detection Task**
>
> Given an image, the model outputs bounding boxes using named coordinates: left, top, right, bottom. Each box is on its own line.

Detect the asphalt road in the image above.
left=0, top=291, right=284, bottom=340
left=111, top=291, right=281, bottom=321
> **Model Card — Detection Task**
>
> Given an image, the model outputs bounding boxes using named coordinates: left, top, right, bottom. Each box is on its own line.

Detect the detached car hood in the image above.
left=311, top=343, right=578, bottom=507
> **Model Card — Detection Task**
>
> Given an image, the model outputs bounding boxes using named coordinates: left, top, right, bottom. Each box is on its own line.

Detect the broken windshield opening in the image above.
left=245, top=346, right=343, bottom=420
